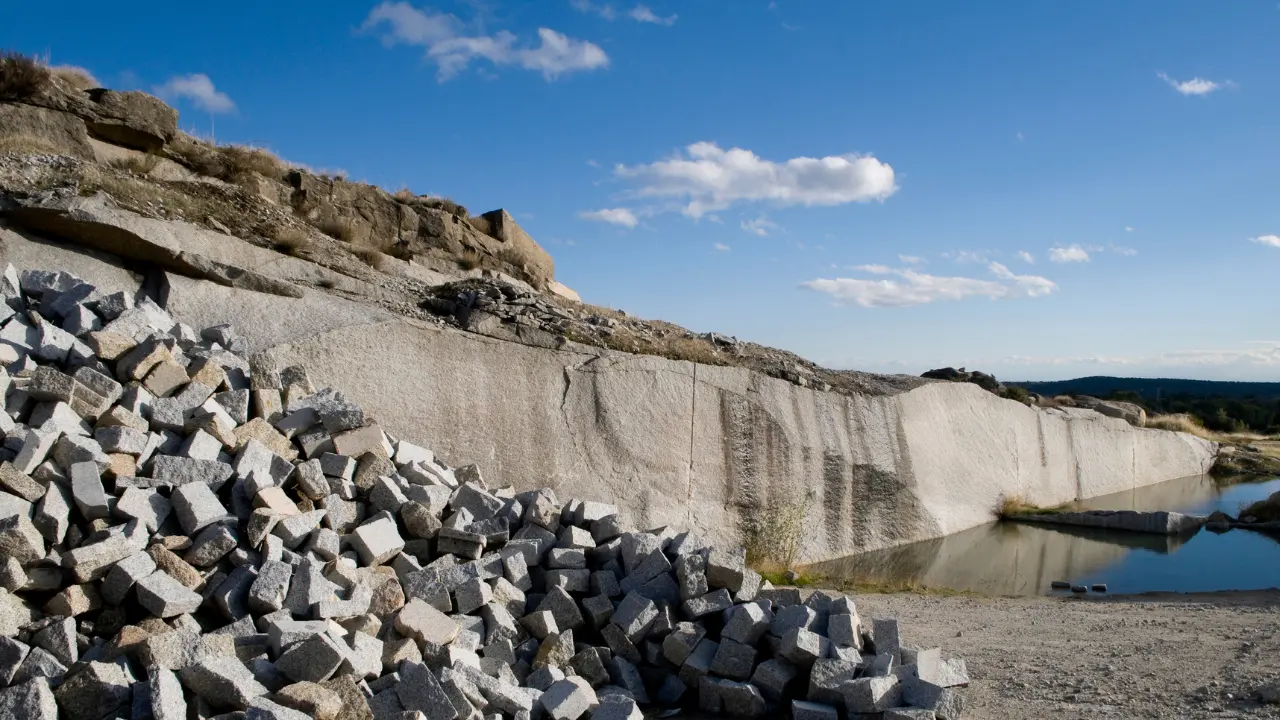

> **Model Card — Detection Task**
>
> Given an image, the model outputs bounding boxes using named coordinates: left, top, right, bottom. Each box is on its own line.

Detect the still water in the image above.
left=808, top=475, right=1280, bottom=596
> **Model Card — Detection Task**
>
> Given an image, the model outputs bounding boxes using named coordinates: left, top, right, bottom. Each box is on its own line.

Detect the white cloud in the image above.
left=1049, top=244, right=1090, bottom=263
left=802, top=262, right=1056, bottom=308
left=1017, top=250, right=1035, bottom=264
left=363, top=3, right=608, bottom=80
left=942, top=250, right=989, bottom=264
left=153, top=74, right=235, bottom=114
left=570, top=0, right=617, bottom=20
left=629, top=4, right=677, bottom=24
left=740, top=215, right=780, bottom=236
left=615, top=142, right=897, bottom=218
left=713, top=242, right=730, bottom=252
left=898, top=255, right=923, bottom=265
left=853, top=264, right=893, bottom=274
left=1124, top=225, right=1134, bottom=232
left=1109, top=245, right=1138, bottom=256
left=1250, top=234, right=1280, bottom=248
left=579, top=208, right=639, bottom=228
left=1157, top=71, right=1229, bottom=96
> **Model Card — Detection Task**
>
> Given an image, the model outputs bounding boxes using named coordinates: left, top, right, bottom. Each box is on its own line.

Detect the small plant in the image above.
left=48, top=65, right=98, bottom=91
left=0, top=51, right=51, bottom=100
left=218, top=145, right=287, bottom=184
left=1000, top=385, right=1031, bottom=404
left=414, top=195, right=469, bottom=217
left=997, top=494, right=1069, bottom=519
left=393, top=188, right=415, bottom=202
left=316, top=216, right=355, bottom=243
left=270, top=227, right=310, bottom=256
left=107, top=153, right=161, bottom=175
left=741, top=494, right=812, bottom=572
left=0, top=134, right=63, bottom=156
left=353, top=247, right=395, bottom=272
left=456, top=248, right=483, bottom=271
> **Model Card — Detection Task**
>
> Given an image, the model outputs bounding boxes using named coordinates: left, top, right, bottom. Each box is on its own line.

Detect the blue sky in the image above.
left=7, top=1, right=1280, bottom=381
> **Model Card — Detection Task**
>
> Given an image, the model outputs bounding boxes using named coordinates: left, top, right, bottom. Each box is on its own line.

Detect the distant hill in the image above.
left=1011, top=376, right=1280, bottom=401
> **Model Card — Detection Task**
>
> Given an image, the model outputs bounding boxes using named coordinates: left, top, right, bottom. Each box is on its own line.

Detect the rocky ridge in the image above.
left=0, top=262, right=968, bottom=719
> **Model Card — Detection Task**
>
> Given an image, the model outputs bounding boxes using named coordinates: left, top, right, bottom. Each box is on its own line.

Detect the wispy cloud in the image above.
left=898, top=255, right=923, bottom=265
left=941, top=250, right=990, bottom=264
left=1002, top=341, right=1280, bottom=373
left=629, top=4, right=676, bottom=24
left=1109, top=245, right=1138, bottom=256
left=570, top=0, right=617, bottom=20
left=153, top=74, right=235, bottom=114
left=1049, top=244, right=1090, bottom=263
left=615, top=142, right=896, bottom=218
left=1017, top=250, right=1035, bottom=264
left=1157, top=71, right=1232, bottom=96
left=740, top=215, right=780, bottom=236
left=713, top=242, right=730, bottom=252
left=363, top=2, right=608, bottom=81
left=802, top=262, right=1055, bottom=308
left=1251, top=234, right=1280, bottom=248
left=579, top=207, right=639, bottom=228
left=1124, top=225, right=1134, bottom=232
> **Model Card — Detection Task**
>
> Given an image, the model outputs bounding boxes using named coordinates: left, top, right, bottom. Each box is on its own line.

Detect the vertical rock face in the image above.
left=0, top=221, right=1217, bottom=565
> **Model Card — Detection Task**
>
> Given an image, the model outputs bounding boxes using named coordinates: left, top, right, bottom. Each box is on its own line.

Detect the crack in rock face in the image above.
left=0, top=262, right=968, bottom=719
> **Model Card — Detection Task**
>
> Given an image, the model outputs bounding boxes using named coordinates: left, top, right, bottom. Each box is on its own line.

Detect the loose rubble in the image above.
left=0, top=264, right=968, bottom=719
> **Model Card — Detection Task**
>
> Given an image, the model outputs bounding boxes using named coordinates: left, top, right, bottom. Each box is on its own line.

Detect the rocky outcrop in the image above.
left=0, top=197, right=1217, bottom=564
left=1007, top=510, right=1206, bottom=535
left=80, top=89, right=178, bottom=151
left=1073, top=396, right=1147, bottom=427
left=0, top=103, right=95, bottom=160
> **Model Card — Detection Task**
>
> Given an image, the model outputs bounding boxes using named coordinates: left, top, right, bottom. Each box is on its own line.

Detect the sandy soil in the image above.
left=846, top=589, right=1280, bottom=719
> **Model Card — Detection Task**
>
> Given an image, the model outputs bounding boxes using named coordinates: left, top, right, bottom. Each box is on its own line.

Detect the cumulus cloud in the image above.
left=615, top=142, right=897, bottom=218
left=941, top=250, right=989, bottom=264
left=740, top=215, right=780, bottom=236
left=1250, top=234, right=1280, bottom=248
left=153, top=74, right=235, bottom=114
left=1049, top=244, right=1090, bottom=263
left=802, top=262, right=1056, bottom=308
left=579, top=208, right=639, bottom=228
left=1017, top=250, right=1035, bottom=264
left=713, top=242, right=730, bottom=252
left=629, top=4, right=677, bottom=24
left=1157, top=72, right=1230, bottom=96
left=363, top=2, right=608, bottom=80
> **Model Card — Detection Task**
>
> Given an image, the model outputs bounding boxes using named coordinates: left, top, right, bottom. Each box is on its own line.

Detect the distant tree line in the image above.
left=1103, top=390, right=1280, bottom=434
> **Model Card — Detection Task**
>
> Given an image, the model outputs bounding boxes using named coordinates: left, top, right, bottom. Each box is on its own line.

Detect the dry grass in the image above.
left=409, top=195, right=469, bottom=217
left=0, top=134, right=64, bottom=156
left=353, top=247, right=395, bottom=272
left=0, top=51, right=50, bottom=100
left=166, top=133, right=288, bottom=186
left=468, top=215, right=492, bottom=236
left=270, top=227, right=311, bottom=256
left=107, top=154, right=161, bottom=176
left=316, top=216, right=356, bottom=243
left=219, top=145, right=287, bottom=183
left=456, top=248, right=483, bottom=271
left=1146, top=413, right=1209, bottom=437
left=393, top=188, right=415, bottom=203
left=48, top=65, right=98, bottom=91
left=997, top=494, right=1070, bottom=519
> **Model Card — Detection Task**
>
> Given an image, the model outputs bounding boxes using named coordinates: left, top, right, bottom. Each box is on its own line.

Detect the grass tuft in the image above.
left=1146, top=413, right=1208, bottom=436
left=456, top=248, right=483, bottom=271
left=353, top=247, right=396, bottom=273
left=107, top=153, right=161, bottom=175
left=48, top=64, right=98, bottom=91
left=0, top=51, right=51, bottom=100
left=316, top=216, right=355, bottom=243
left=0, top=134, right=64, bottom=156
left=270, top=227, right=311, bottom=256
left=997, top=494, right=1070, bottom=519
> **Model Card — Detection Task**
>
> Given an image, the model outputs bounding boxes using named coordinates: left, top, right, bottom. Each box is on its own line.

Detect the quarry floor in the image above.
left=850, top=589, right=1280, bottom=719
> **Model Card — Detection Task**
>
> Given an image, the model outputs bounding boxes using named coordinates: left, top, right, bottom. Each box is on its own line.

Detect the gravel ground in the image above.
left=847, top=589, right=1280, bottom=719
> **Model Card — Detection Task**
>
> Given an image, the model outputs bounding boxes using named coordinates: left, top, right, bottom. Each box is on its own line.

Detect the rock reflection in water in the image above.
left=810, top=474, right=1280, bottom=595
left=808, top=521, right=1173, bottom=595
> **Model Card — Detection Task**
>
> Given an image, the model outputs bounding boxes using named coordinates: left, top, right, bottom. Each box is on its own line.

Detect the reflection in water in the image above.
left=810, top=475, right=1280, bottom=595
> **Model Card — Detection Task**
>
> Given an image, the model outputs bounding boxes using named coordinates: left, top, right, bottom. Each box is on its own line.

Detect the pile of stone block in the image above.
left=0, top=265, right=969, bottom=719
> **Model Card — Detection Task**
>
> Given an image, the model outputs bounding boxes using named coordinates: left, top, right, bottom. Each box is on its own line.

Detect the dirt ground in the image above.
left=847, top=589, right=1280, bottom=719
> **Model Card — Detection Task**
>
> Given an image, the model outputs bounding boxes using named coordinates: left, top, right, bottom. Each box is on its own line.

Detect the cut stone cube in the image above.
left=350, top=515, right=404, bottom=565
left=70, top=461, right=109, bottom=520
left=395, top=598, right=461, bottom=645
left=136, top=571, right=203, bottom=618
left=275, top=633, right=346, bottom=683
left=171, top=482, right=231, bottom=534
left=539, top=676, right=598, bottom=720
